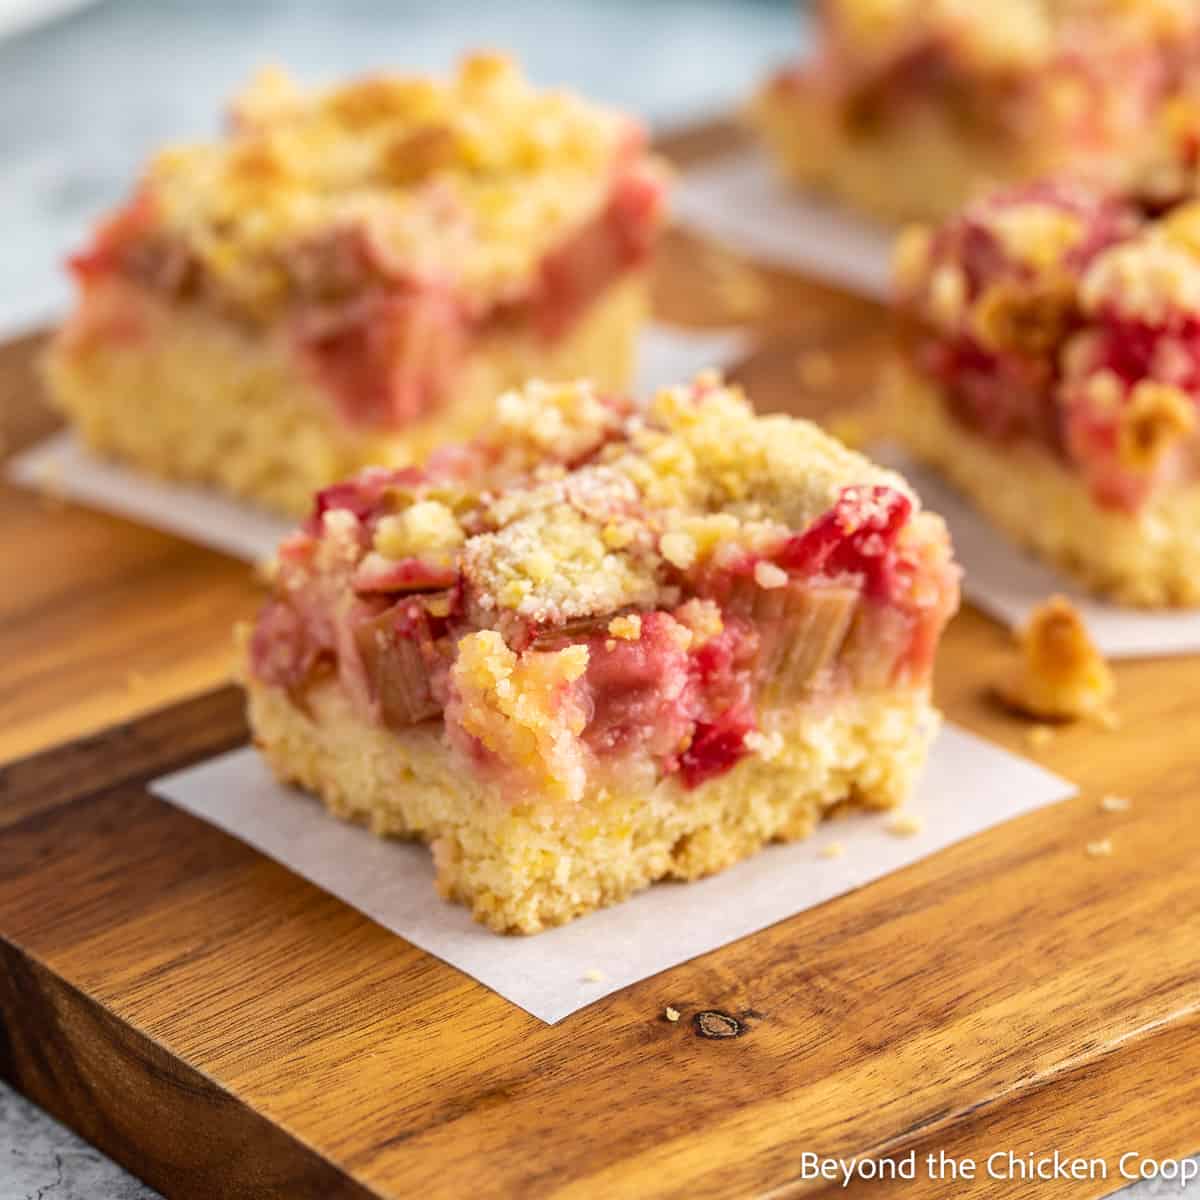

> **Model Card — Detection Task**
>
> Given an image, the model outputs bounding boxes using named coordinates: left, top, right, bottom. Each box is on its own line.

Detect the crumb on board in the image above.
left=796, top=349, right=836, bottom=389
left=582, top=968, right=605, bottom=983
left=1027, top=724, right=1056, bottom=749
left=1086, top=838, right=1114, bottom=858
left=700, top=244, right=768, bottom=318
left=818, top=841, right=846, bottom=860
left=1100, top=794, right=1132, bottom=813
left=999, top=595, right=1115, bottom=721
left=887, top=814, right=924, bottom=837
left=255, top=555, right=280, bottom=585
left=664, top=1006, right=681, bottom=1022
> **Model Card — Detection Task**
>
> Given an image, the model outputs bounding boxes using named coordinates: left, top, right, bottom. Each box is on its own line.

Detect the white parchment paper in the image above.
left=7, top=322, right=750, bottom=563
left=874, top=445, right=1200, bottom=659
left=152, top=727, right=1074, bottom=1024
left=672, top=148, right=893, bottom=299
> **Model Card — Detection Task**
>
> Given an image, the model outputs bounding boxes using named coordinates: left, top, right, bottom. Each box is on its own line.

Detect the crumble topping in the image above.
left=823, top=0, right=1197, bottom=78
left=1079, top=236, right=1200, bottom=324
left=989, top=204, right=1087, bottom=272
left=143, top=54, right=649, bottom=314
left=464, top=498, right=659, bottom=623
left=250, top=375, right=960, bottom=803
left=1115, top=381, right=1197, bottom=469
left=448, top=630, right=591, bottom=803
left=897, top=179, right=1200, bottom=512
left=1000, top=595, right=1115, bottom=720
left=374, top=500, right=464, bottom=559
left=608, top=614, right=642, bottom=641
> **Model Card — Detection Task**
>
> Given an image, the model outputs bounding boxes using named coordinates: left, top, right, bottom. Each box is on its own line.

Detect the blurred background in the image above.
left=0, top=0, right=808, bottom=336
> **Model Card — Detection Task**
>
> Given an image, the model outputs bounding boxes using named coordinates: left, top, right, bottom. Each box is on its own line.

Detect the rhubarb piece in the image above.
left=243, top=374, right=960, bottom=933
left=999, top=595, right=1115, bottom=721
left=891, top=181, right=1200, bottom=607
left=750, top=0, right=1200, bottom=223
left=44, top=54, right=668, bottom=515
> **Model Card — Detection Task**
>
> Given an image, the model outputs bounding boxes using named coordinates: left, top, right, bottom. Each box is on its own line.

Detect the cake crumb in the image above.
left=1086, top=837, right=1114, bottom=858
left=664, top=1006, right=681, bottom=1022
left=1100, top=794, right=1132, bottom=813
left=607, top=613, right=642, bottom=641
left=796, top=350, right=836, bottom=389
left=999, top=596, right=1115, bottom=721
left=582, top=968, right=605, bottom=983
left=1027, top=724, right=1056, bottom=749
left=818, top=841, right=846, bottom=860
left=702, top=245, right=768, bottom=318
left=887, top=813, right=923, bottom=837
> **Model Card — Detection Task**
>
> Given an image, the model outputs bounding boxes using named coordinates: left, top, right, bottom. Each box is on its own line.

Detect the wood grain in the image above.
left=1, top=659, right=1198, bottom=1199
left=1, top=122, right=1198, bottom=1198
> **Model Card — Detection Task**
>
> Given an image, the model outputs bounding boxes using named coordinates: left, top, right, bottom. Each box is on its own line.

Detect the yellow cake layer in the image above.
left=750, top=91, right=1137, bottom=226
left=245, top=670, right=937, bottom=934
left=43, top=273, right=646, bottom=517
left=890, top=362, right=1200, bottom=607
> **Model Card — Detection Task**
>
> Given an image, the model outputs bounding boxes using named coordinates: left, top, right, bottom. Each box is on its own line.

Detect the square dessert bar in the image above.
left=750, top=0, right=1200, bottom=223
left=45, top=54, right=667, bottom=515
left=243, top=374, right=960, bottom=932
left=891, top=179, right=1200, bottom=606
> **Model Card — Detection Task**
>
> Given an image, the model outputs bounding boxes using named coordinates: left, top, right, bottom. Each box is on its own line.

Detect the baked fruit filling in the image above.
left=45, top=55, right=665, bottom=516
left=60, top=55, right=666, bottom=433
left=243, top=374, right=955, bottom=926
left=751, top=0, right=1200, bottom=222
left=891, top=170, right=1200, bottom=607
left=895, top=183, right=1200, bottom=515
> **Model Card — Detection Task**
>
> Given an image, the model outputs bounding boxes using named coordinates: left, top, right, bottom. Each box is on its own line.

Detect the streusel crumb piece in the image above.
left=1001, top=596, right=1115, bottom=720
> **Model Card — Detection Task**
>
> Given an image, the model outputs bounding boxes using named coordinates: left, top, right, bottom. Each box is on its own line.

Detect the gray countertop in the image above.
left=1, top=3, right=1197, bottom=1198
left=1, top=1077, right=1196, bottom=1199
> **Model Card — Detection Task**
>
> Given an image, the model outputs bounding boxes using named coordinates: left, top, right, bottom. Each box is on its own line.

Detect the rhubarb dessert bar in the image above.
left=45, top=54, right=667, bottom=515
left=891, top=180, right=1200, bottom=606
left=243, top=374, right=960, bottom=932
left=750, top=0, right=1200, bottom=223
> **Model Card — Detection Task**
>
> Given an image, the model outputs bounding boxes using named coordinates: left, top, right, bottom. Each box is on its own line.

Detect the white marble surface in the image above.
left=0, top=2, right=1197, bottom=1197
left=0, top=1080, right=158, bottom=1200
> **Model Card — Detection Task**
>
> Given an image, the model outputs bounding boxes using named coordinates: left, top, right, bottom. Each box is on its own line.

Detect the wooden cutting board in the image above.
left=1, top=125, right=1199, bottom=1200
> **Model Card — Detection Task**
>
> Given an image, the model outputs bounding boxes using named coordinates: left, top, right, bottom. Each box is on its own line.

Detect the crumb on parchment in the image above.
left=887, top=813, right=924, bottom=837
left=999, top=595, right=1115, bottom=721
left=582, top=968, right=605, bottom=983
left=818, top=841, right=846, bottom=859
